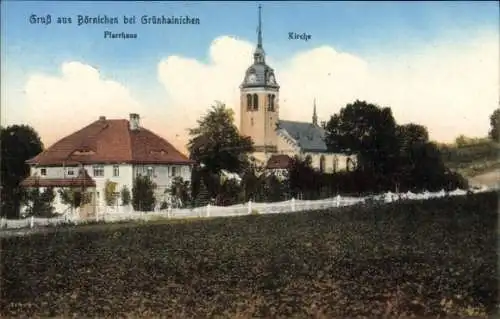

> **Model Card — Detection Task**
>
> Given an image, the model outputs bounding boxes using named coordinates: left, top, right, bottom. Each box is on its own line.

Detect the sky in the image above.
left=1, top=1, right=498, bottom=154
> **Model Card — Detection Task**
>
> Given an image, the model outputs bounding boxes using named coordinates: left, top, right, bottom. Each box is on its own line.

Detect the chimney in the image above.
left=99, top=116, right=106, bottom=121
left=129, top=113, right=140, bottom=130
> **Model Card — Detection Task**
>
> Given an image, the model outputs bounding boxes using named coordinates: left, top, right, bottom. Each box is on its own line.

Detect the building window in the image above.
left=252, top=93, right=259, bottom=110
left=246, top=94, right=252, bottom=111
left=251, top=118, right=254, bottom=126
left=93, top=165, right=104, bottom=177
left=268, top=94, right=275, bottom=111
left=147, top=166, right=154, bottom=178
left=113, top=165, right=119, bottom=177
left=346, top=158, right=353, bottom=172
left=171, top=166, right=178, bottom=177
left=67, top=169, right=74, bottom=176
left=319, top=155, right=325, bottom=173
left=333, top=157, right=339, bottom=173
left=40, top=168, right=47, bottom=176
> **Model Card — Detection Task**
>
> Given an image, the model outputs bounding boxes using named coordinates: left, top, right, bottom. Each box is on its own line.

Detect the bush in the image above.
left=22, top=187, right=56, bottom=217
left=120, top=186, right=131, bottom=206
left=58, top=188, right=92, bottom=209
left=132, top=175, right=156, bottom=212
left=104, top=180, right=118, bottom=206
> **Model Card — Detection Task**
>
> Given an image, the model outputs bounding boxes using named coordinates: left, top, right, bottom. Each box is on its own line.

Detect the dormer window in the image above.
left=73, top=149, right=95, bottom=156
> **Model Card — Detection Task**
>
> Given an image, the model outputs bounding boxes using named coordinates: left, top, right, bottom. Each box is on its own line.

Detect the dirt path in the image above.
left=468, top=169, right=500, bottom=188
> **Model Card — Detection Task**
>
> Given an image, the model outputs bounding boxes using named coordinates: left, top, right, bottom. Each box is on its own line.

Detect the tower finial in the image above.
left=312, top=98, right=318, bottom=126
left=257, top=4, right=262, bottom=48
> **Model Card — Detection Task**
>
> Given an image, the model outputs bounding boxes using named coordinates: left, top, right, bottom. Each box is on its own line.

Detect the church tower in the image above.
left=240, top=5, right=280, bottom=160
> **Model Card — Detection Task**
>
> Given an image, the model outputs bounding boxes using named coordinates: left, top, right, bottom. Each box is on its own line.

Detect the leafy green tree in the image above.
left=455, top=135, right=469, bottom=147
left=1, top=125, right=44, bottom=218
left=58, top=188, right=92, bottom=209
left=188, top=102, right=254, bottom=175
left=104, top=180, right=118, bottom=206
left=288, top=155, right=320, bottom=200
left=215, top=179, right=243, bottom=206
left=324, top=100, right=399, bottom=178
left=193, top=176, right=210, bottom=207
left=489, top=109, right=499, bottom=142
left=22, top=187, right=56, bottom=217
left=168, top=176, right=191, bottom=208
left=132, top=175, right=156, bottom=211
left=120, top=186, right=131, bottom=206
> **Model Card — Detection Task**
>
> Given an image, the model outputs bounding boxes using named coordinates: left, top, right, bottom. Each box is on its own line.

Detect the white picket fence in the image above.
left=0, top=186, right=492, bottom=230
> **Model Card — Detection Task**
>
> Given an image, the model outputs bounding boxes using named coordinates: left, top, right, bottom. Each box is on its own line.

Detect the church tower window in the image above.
left=268, top=94, right=275, bottom=111
left=246, top=94, right=252, bottom=111
left=253, top=93, right=259, bottom=110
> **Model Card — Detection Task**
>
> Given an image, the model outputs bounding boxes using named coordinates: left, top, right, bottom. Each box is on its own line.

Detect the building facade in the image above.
left=239, top=6, right=356, bottom=172
left=21, top=114, right=194, bottom=215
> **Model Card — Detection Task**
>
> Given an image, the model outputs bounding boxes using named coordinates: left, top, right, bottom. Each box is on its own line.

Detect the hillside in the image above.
left=1, top=192, right=497, bottom=318
left=439, top=140, right=499, bottom=185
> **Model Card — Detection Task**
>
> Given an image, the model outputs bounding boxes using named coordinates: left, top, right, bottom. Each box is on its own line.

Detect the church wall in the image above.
left=276, top=134, right=300, bottom=156
left=302, top=152, right=357, bottom=173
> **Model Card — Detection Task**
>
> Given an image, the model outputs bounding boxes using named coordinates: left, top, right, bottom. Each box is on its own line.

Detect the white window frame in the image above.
left=40, top=168, right=47, bottom=176
left=93, top=165, right=104, bottom=177
left=113, top=165, right=119, bottom=177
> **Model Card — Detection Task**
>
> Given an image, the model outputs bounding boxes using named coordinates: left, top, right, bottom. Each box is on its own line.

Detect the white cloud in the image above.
left=23, top=61, right=142, bottom=145
left=157, top=33, right=498, bottom=145
left=15, top=32, right=498, bottom=153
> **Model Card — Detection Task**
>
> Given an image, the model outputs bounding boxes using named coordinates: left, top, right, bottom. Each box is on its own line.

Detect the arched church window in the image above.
left=333, top=156, right=339, bottom=173
left=246, top=94, right=252, bottom=111
left=268, top=94, right=275, bottom=111
left=346, top=157, right=353, bottom=172
left=253, top=94, right=259, bottom=110
left=319, top=155, right=325, bottom=173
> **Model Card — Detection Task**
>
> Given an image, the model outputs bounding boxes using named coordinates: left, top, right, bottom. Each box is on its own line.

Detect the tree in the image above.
left=1, top=125, right=44, bottom=218
left=489, top=109, right=499, bottom=142
left=120, top=186, right=131, bottom=206
left=397, top=124, right=429, bottom=152
left=187, top=102, right=254, bottom=175
left=168, top=176, right=191, bottom=208
left=104, top=180, right=118, bottom=206
left=324, top=100, right=399, bottom=178
left=22, top=187, right=56, bottom=217
left=58, top=188, right=92, bottom=209
left=288, top=155, right=319, bottom=200
left=455, top=135, right=469, bottom=147
left=132, top=175, right=156, bottom=211
left=193, top=176, right=210, bottom=207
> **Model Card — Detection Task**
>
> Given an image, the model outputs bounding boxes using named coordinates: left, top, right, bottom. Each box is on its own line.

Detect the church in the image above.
left=238, top=6, right=356, bottom=173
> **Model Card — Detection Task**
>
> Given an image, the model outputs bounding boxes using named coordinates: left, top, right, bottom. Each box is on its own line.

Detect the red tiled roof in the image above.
left=26, top=118, right=195, bottom=166
left=266, top=154, right=292, bottom=169
left=21, top=168, right=96, bottom=188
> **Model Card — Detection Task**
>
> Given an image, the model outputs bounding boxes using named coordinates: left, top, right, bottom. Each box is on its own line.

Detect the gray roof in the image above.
left=278, top=120, right=328, bottom=152
left=240, top=62, right=280, bottom=89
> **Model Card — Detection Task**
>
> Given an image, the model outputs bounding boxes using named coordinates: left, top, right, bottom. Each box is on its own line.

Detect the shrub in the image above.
left=58, top=188, right=92, bottom=209
left=132, top=175, right=156, bottom=212
left=120, top=186, right=131, bottom=206
left=104, top=180, right=118, bottom=206
left=22, top=187, right=56, bottom=217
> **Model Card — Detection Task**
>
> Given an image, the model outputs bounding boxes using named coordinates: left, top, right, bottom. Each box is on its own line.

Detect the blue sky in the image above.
left=1, top=1, right=498, bottom=149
